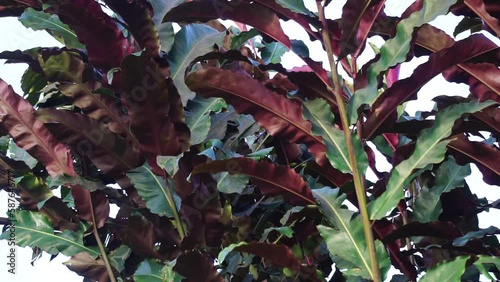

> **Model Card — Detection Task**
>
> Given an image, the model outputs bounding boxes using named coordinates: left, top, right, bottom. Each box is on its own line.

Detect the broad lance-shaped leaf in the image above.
left=369, top=100, right=495, bottom=220
left=122, top=52, right=190, bottom=157
left=164, top=1, right=291, bottom=48
left=0, top=210, right=100, bottom=257
left=103, top=0, right=160, bottom=57
left=186, top=67, right=327, bottom=165
left=413, top=156, right=471, bottom=223
left=47, top=0, right=134, bottom=72
left=18, top=8, right=84, bottom=49
left=464, top=0, right=500, bottom=37
left=349, top=0, right=459, bottom=123
left=167, top=24, right=225, bottom=105
left=185, top=95, right=226, bottom=145
left=36, top=108, right=143, bottom=177
left=362, top=34, right=500, bottom=139
left=419, top=255, right=470, bottom=282
left=274, top=0, right=314, bottom=16
left=453, top=226, right=500, bottom=247
left=192, top=158, right=316, bottom=205
left=474, top=256, right=500, bottom=280
left=0, top=80, right=74, bottom=177
left=339, top=0, right=386, bottom=57
left=314, top=188, right=390, bottom=280
left=38, top=50, right=134, bottom=141
left=134, top=259, right=183, bottom=282
left=127, top=162, right=180, bottom=218
left=303, top=98, right=368, bottom=174
left=218, top=242, right=301, bottom=271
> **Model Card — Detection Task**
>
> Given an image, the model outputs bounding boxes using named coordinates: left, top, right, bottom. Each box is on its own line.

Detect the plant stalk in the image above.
left=316, top=1, right=382, bottom=281
left=88, top=193, right=116, bottom=282
left=163, top=171, right=186, bottom=240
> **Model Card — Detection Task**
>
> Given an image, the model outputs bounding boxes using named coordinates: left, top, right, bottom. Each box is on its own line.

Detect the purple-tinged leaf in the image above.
left=464, top=0, right=500, bottom=37
left=104, top=0, right=160, bottom=57
left=122, top=52, right=190, bottom=158
left=193, top=158, right=316, bottom=205
left=340, top=0, right=386, bottom=57
left=186, top=67, right=327, bottom=165
left=363, top=34, right=499, bottom=140
left=0, top=80, right=75, bottom=177
left=443, top=63, right=500, bottom=103
left=164, top=0, right=291, bottom=47
left=382, top=222, right=462, bottom=243
left=71, top=185, right=109, bottom=228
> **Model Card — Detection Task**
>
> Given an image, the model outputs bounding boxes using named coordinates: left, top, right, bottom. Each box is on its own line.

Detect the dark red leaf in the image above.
left=235, top=242, right=301, bottom=271
left=0, top=80, right=75, bottom=177
left=71, top=186, right=109, bottom=228
left=36, top=108, right=143, bottom=178
left=173, top=251, right=223, bottom=282
left=164, top=0, right=291, bottom=48
left=340, top=0, right=386, bottom=57
left=443, top=63, right=500, bottom=103
left=192, top=158, right=316, bottom=205
left=64, top=252, right=109, bottom=282
left=121, top=53, right=190, bottom=158
left=448, top=135, right=500, bottom=185
left=103, top=0, right=160, bottom=57
left=50, top=0, right=134, bottom=72
left=363, top=34, right=500, bottom=139
left=123, top=216, right=161, bottom=258
left=382, top=222, right=462, bottom=244
left=464, top=0, right=500, bottom=37
left=186, top=67, right=327, bottom=166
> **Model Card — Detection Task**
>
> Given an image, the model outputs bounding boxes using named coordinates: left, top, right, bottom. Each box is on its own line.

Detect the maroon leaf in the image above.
left=64, top=252, right=109, bottom=282
left=50, top=0, right=134, bottom=72
left=122, top=52, right=190, bottom=158
left=36, top=108, right=143, bottom=178
left=448, top=135, right=500, bottom=185
left=235, top=242, right=301, bottom=271
left=173, top=251, right=223, bottom=282
left=0, top=80, right=75, bottom=177
left=164, top=0, right=291, bottom=48
left=340, top=0, right=386, bottom=57
left=382, top=222, right=462, bottom=244
left=123, top=216, right=161, bottom=258
left=464, top=0, right=500, bottom=37
left=186, top=67, right=327, bottom=166
left=443, top=63, right=500, bottom=103
left=363, top=34, right=500, bottom=139
left=71, top=186, right=110, bottom=228
left=103, top=0, right=160, bottom=57
left=192, top=158, right=316, bottom=205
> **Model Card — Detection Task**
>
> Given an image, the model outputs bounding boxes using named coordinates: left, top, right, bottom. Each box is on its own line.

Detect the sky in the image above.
left=0, top=0, right=499, bottom=281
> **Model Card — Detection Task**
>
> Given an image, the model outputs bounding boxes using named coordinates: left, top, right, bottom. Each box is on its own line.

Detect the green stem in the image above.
left=316, top=2, right=381, bottom=281
left=88, top=192, right=116, bottom=282
left=163, top=171, right=186, bottom=240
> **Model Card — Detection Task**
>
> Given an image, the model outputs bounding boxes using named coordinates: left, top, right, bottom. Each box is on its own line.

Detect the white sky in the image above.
left=0, top=0, right=499, bottom=281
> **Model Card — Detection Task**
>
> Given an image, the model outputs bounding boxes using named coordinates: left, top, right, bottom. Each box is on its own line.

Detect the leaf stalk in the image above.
left=316, top=1, right=382, bottom=281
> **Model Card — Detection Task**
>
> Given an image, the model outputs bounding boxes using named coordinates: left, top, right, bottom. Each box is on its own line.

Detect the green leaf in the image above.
left=18, top=8, right=84, bottom=49
left=314, top=188, right=390, bottom=280
left=474, top=255, right=500, bottom=280
left=274, top=0, right=315, bottom=16
left=215, top=172, right=249, bottom=194
left=150, top=0, right=185, bottom=26
left=158, top=22, right=175, bottom=53
left=231, top=28, right=260, bottom=50
left=126, top=162, right=180, bottom=218
left=185, top=95, right=227, bottom=145
left=8, top=140, right=37, bottom=169
left=453, top=226, right=500, bottom=247
left=134, top=259, right=183, bottom=282
left=108, top=245, right=132, bottom=272
left=349, top=0, right=459, bottom=123
left=369, top=100, right=495, bottom=220
left=303, top=98, right=368, bottom=174
left=167, top=24, right=225, bottom=105
left=260, top=226, right=294, bottom=242
left=0, top=210, right=99, bottom=257
left=261, top=42, right=287, bottom=64
left=49, top=174, right=107, bottom=192
left=157, top=154, right=183, bottom=176
left=21, top=68, right=47, bottom=106
left=413, top=156, right=471, bottom=222
left=420, top=255, right=470, bottom=282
